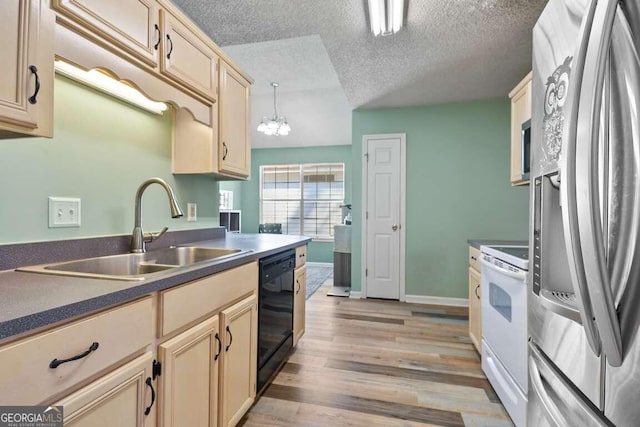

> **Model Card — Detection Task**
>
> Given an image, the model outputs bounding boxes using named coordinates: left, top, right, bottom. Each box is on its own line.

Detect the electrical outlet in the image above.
left=187, top=203, right=197, bottom=222
left=49, top=197, right=81, bottom=228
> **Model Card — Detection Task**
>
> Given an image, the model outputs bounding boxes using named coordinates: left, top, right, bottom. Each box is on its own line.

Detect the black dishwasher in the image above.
left=257, top=249, right=295, bottom=393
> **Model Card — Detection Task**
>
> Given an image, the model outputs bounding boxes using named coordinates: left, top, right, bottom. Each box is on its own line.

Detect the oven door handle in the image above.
left=479, top=257, right=527, bottom=281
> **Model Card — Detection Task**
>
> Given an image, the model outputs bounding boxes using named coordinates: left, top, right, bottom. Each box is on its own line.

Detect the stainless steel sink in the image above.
left=148, top=246, right=243, bottom=266
left=17, top=246, right=248, bottom=281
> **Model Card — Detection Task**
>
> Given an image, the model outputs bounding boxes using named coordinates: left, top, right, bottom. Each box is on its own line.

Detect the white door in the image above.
left=363, top=134, right=405, bottom=300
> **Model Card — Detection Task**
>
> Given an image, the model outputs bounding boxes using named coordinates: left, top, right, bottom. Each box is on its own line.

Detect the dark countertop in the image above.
left=467, top=239, right=528, bottom=250
left=0, top=232, right=310, bottom=343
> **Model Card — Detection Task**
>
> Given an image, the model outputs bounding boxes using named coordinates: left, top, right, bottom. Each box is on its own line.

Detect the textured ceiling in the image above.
left=171, top=0, right=547, bottom=148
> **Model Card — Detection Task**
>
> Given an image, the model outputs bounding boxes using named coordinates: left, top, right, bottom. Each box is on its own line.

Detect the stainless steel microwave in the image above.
left=521, top=119, right=531, bottom=181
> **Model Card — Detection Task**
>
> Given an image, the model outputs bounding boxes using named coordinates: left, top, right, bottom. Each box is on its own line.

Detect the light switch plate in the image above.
left=49, top=197, right=81, bottom=228
left=187, top=203, right=197, bottom=222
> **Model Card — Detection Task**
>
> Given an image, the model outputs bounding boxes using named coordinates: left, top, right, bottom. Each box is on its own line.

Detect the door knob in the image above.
left=392, top=224, right=400, bottom=231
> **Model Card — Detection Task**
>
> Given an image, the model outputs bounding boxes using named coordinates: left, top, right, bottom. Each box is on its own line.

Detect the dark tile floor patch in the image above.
left=333, top=312, right=405, bottom=325
left=280, top=362, right=303, bottom=375
left=263, top=383, right=465, bottom=427
left=411, top=311, right=469, bottom=321
left=325, top=359, right=496, bottom=392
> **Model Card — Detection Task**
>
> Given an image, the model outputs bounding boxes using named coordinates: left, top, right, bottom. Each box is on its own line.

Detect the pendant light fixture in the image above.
left=257, top=82, right=291, bottom=136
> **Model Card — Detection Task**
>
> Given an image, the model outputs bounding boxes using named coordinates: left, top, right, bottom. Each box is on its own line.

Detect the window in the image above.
left=260, top=163, right=345, bottom=239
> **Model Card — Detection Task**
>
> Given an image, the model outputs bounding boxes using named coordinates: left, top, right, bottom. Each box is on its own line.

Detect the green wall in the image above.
left=240, top=145, right=352, bottom=263
left=351, top=99, right=529, bottom=298
left=0, top=76, right=220, bottom=244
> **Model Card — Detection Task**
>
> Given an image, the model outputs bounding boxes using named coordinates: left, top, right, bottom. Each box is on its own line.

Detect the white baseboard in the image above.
left=349, top=291, right=363, bottom=299
left=306, top=262, right=333, bottom=268
left=404, top=295, right=469, bottom=307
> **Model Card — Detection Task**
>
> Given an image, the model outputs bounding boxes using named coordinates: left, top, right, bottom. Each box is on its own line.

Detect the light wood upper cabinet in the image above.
left=293, top=265, right=307, bottom=346
left=219, top=295, right=257, bottom=427
left=172, top=59, right=252, bottom=178
left=218, top=61, right=251, bottom=178
left=49, top=0, right=253, bottom=178
left=0, top=0, right=54, bottom=138
left=52, top=0, right=161, bottom=67
left=158, top=316, right=220, bottom=427
left=509, top=72, right=532, bottom=186
left=54, top=352, right=155, bottom=426
left=160, top=9, right=218, bottom=102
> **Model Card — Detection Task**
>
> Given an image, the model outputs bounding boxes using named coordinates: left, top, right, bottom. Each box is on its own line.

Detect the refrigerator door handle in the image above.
left=575, top=0, right=623, bottom=367
left=529, top=342, right=610, bottom=427
left=559, top=0, right=601, bottom=355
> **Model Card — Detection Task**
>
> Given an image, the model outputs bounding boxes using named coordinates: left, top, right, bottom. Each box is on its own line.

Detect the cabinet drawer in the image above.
left=0, top=297, right=152, bottom=405
left=54, top=352, right=153, bottom=425
left=295, top=245, right=307, bottom=268
left=469, top=245, right=481, bottom=272
left=160, top=261, right=258, bottom=336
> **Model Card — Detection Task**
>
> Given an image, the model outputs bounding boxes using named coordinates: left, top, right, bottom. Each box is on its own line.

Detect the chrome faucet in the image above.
left=131, top=177, right=184, bottom=253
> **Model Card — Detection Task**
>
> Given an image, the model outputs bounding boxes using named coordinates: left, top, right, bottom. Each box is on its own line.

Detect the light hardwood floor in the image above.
left=239, top=281, right=513, bottom=427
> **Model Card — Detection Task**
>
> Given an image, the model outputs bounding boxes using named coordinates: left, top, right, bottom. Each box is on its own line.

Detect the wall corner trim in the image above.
left=349, top=291, right=363, bottom=299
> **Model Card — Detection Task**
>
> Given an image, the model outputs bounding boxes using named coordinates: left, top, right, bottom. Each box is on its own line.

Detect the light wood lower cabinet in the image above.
left=468, top=245, right=482, bottom=353
left=157, top=316, right=220, bottom=427
left=468, top=266, right=482, bottom=353
left=219, top=295, right=258, bottom=427
left=0, top=262, right=260, bottom=427
left=54, top=352, right=154, bottom=426
left=293, top=265, right=307, bottom=346
left=0, top=297, right=152, bottom=405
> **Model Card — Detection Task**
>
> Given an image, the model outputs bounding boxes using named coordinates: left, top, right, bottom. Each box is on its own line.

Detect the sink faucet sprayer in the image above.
left=131, top=177, right=184, bottom=253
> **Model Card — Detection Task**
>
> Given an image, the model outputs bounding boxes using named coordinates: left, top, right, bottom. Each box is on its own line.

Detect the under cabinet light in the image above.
left=54, top=60, right=168, bottom=115
left=368, top=0, right=405, bottom=36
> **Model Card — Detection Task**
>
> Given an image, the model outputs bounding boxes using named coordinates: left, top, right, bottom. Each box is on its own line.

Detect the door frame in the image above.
left=361, top=133, right=407, bottom=300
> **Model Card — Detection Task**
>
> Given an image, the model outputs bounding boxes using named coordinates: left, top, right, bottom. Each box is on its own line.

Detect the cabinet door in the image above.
left=468, top=266, right=482, bottom=353
left=158, top=316, right=220, bottom=427
left=293, top=266, right=307, bottom=346
left=52, top=0, right=160, bottom=67
left=510, top=73, right=532, bottom=185
left=219, top=295, right=257, bottom=427
left=55, top=352, right=154, bottom=426
left=160, top=10, right=218, bottom=101
left=0, top=0, right=53, bottom=135
left=218, top=61, right=251, bottom=177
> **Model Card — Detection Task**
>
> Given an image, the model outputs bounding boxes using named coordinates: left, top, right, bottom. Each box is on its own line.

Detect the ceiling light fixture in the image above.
left=257, top=82, right=291, bottom=136
left=54, top=60, right=168, bottom=115
left=368, top=0, right=405, bottom=36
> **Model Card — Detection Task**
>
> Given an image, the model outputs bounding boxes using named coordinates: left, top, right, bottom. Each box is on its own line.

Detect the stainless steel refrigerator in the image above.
left=530, top=0, right=640, bottom=425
